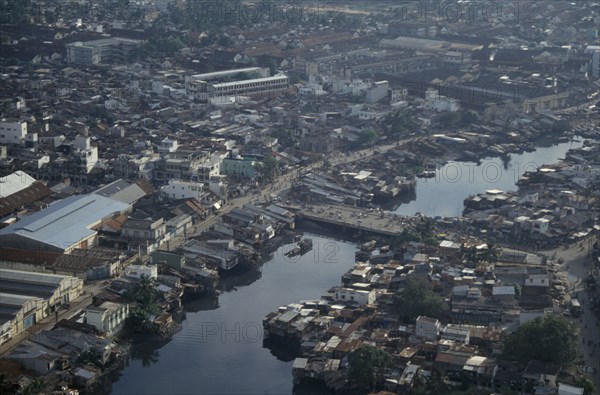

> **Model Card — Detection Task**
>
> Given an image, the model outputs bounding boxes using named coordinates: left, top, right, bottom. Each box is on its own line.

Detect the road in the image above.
left=542, top=238, right=599, bottom=389
left=161, top=139, right=411, bottom=251
left=0, top=281, right=107, bottom=357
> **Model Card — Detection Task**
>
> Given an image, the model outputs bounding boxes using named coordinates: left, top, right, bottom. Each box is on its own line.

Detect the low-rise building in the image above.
left=121, top=218, right=166, bottom=241
left=416, top=315, right=440, bottom=341
left=334, top=288, right=376, bottom=305
left=0, top=293, right=45, bottom=345
left=0, top=269, right=83, bottom=313
left=85, top=302, right=129, bottom=336
left=0, top=120, right=27, bottom=145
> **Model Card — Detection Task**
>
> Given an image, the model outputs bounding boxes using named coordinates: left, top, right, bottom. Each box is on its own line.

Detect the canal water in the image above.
left=391, top=138, right=585, bottom=218
left=109, top=138, right=585, bottom=394
left=109, top=234, right=357, bottom=394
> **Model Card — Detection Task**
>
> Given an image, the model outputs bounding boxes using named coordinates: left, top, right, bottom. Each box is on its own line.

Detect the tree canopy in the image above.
left=348, top=345, right=391, bottom=394
left=358, top=128, right=379, bottom=147
left=393, top=278, right=448, bottom=323
left=502, top=315, right=578, bottom=364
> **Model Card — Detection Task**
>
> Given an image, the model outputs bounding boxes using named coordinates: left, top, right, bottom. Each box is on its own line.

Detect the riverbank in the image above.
left=107, top=233, right=359, bottom=394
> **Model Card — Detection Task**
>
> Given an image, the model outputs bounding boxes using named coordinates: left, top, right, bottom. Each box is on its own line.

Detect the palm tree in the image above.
left=17, top=378, right=47, bottom=395
left=484, top=242, right=502, bottom=263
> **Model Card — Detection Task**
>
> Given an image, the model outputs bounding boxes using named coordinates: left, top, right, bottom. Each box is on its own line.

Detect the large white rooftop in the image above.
left=0, top=193, right=129, bottom=250
left=0, top=171, right=36, bottom=198
left=190, top=67, right=266, bottom=81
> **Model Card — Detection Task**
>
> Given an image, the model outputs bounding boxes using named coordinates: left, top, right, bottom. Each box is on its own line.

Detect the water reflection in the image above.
left=184, top=295, right=219, bottom=313
left=262, top=338, right=300, bottom=362
left=218, top=266, right=262, bottom=291
left=110, top=234, right=358, bottom=395
left=130, top=338, right=170, bottom=368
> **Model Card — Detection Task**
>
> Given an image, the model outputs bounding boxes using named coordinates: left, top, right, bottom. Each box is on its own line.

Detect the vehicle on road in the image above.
left=570, top=298, right=582, bottom=317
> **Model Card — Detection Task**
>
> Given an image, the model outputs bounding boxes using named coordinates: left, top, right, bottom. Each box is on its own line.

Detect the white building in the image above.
left=74, top=135, right=98, bottom=173
left=125, top=264, right=158, bottom=280
left=415, top=315, right=440, bottom=341
left=0, top=120, right=27, bottom=144
left=157, top=138, right=178, bottom=154
left=425, top=88, right=460, bottom=112
left=66, top=37, right=143, bottom=65
left=391, top=88, right=408, bottom=103
left=161, top=180, right=208, bottom=201
left=85, top=302, right=129, bottom=335
left=185, top=68, right=288, bottom=102
left=334, top=288, right=376, bottom=305
left=441, top=324, right=471, bottom=344
left=366, top=80, right=389, bottom=103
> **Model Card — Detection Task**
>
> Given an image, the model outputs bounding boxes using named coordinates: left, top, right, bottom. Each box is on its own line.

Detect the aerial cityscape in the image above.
left=0, top=0, right=599, bottom=394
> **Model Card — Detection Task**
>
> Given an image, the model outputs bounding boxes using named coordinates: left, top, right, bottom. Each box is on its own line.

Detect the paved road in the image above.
left=542, top=238, right=600, bottom=389
left=161, top=139, right=411, bottom=251
left=0, top=281, right=106, bottom=357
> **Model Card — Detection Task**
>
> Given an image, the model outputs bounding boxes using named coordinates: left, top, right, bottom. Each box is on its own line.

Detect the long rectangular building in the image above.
left=185, top=67, right=288, bottom=101
left=66, top=37, right=143, bottom=65
left=0, top=193, right=130, bottom=253
left=0, top=293, right=45, bottom=345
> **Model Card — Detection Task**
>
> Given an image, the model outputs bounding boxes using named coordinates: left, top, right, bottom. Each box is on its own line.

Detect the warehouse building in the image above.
left=0, top=193, right=130, bottom=253
left=0, top=269, right=83, bottom=312
left=0, top=293, right=45, bottom=345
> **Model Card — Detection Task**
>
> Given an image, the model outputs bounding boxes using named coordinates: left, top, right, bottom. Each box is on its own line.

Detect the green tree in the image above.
left=358, top=128, right=379, bottom=147
left=128, top=275, right=160, bottom=307
left=348, top=345, right=391, bottom=393
left=502, top=315, right=578, bottom=364
left=126, top=305, right=159, bottom=334
left=385, top=110, right=418, bottom=137
left=438, top=111, right=460, bottom=126
left=0, top=372, right=14, bottom=394
left=255, top=155, right=278, bottom=181
left=482, top=243, right=501, bottom=263
left=218, top=34, right=233, bottom=47
left=461, top=110, right=480, bottom=125
left=16, top=378, right=47, bottom=395
left=414, top=217, right=436, bottom=245
left=393, top=278, right=448, bottom=323
left=575, top=377, right=596, bottom=395
left=78, top=347, right=102, bottom=367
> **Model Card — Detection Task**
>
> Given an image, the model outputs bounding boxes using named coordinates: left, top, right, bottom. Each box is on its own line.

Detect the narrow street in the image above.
left=542, top=238, right=600, bottom=390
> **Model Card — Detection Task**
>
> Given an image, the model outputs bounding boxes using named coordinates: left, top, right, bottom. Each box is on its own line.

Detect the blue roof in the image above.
left=0, top=194, right=129, bottom=250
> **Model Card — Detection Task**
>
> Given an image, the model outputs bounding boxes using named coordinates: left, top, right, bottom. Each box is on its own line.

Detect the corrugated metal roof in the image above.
left=0, top=171, right=36, bottom=198
left=0, top=194, right=129, bottom=250
left=94, top=180, right=147, bottom=204
left=0, top=268, right=70, bottom=285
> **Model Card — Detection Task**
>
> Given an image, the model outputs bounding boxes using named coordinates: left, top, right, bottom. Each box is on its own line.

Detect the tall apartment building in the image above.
left=0, top=120, right=27, bottom=144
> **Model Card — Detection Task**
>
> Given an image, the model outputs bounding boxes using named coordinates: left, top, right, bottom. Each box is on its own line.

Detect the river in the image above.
left=109, top=234, right=357, bottom=394
left=109, top=138, right=584, bottom=394
left=390, top=138, right=585, bottom=217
